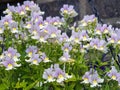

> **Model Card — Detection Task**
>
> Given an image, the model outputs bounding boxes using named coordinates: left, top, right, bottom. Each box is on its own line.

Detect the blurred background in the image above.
left=0, top=0, right=120, bottom=27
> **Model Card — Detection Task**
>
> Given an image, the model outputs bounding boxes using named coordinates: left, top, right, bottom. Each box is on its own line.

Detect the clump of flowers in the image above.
left=43, top=64, right=72, bottom=83
left=0, top=1, right=120, bottom=90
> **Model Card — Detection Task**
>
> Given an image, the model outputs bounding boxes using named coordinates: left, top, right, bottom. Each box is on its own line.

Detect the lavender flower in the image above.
left=16, top=4, right=26, bottom=15
left=9, top=22, right=18, bottom=33
left=25, top=54, right=41, bottom=65
left=107, top=66, right=119, bottom=80
left=62, top=43, right=72, bottom=52
left=80, top=15, right=97, bottom=26
left=89, top=72, right=104, bottom=87
left=59, top=52, right=71, bottom=62
left=58, top=33, right=70, bottom=43
left=60, top=4, right=78, bottom=17
left=40, top=53, right=51, bottom=63
left=23, top=1, right=34, bottom=11
left=0, top=22, right=4, bottom=34
left=1, top=57, right=21, bottom=70
left=82, top=71, right=91, bottom=84
left=1, top=15, right=13, bottom=26
left=54, top=67, right=66, bottom=83
left=26, top=46, right=38, bottom=57
left=70, top=31, right=81, bottom=44
left=43, top=66, right=55, bottom=82
left=80, top=30, right=90, bottom=41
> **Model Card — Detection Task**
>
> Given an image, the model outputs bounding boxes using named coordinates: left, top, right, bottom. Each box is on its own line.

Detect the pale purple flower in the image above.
left=44, top=16, right=52, bottom=25
left=35, top=16, right=44, bottom=29
left=29, top=24, right=39, bottom=36
left=1, top=57, right=21, bottom=70
left=108, top=33, right=118, bottom=44
left=40, top=53, right=51, bottom=63
left=43, top=66, right=55, bottom=82
left=70, top=31, right=81, bottom=44
left=1, top=15, right=13, bottom=26
left=26, top=46, right=38, bottom=57
left=59, top=52, right=71, bottom=62
left=62, top=43, right=72, bottom=52
left=23, top=1, right=34, bottom=11
left=81, top=15, right=97, bottom=26
left=9, top=22, right=18, bottom=33
left=46, top=25, right=61, bottom=38
left=80, top=30, right=90, bottom=41
left=16, top=4, right=26, bottom=15
left=60, top=4, right=78, bottom=17
left=51, top=16, right=62, bottom=27
left=24, top=21, right=33, bottom=29
left=107, top=66, right=119, bottom=80
left=4, top=4, right=16, bottom=14
left=26, top=54, right=41, bottom=65
left=0, top=22, right=4, bottom=34
left=54, top=67, right=66, bottom=83
left=58, top=33, right=70, bottom=43
left=82, top=71, right=91, bottom=84
left=89, top=71, right=104, bottom=87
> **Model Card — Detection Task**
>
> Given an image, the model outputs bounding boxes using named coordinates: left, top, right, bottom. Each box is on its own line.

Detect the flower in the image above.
left=40, top=53, right=51, bottom=63
left=43, top=65, right=55, bottom=82
left=89, top=71, right=104, bottom=87
left=9, top=22, right=18, bottom=33
left=26, top=46, right=38, bottom=57
left=80, top=15, right=97, bottom=26
left=62, top=43, right=72, bottom=52
left=59, top=52, right=71, bottom=62
left=107, top=66, right=119, bottom=80
left=60, top=4, right=78, bottom=17
left=25, top=54, right=41, bottom=65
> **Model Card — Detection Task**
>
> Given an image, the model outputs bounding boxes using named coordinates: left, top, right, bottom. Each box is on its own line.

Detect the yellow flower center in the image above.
left=63, top=10, right=68, bottom=14
left=112, top=75, right=116, bottom=80
left=58, top=74, right=63, bottom=79
left=8, top=64, right=12, bottom=67
left=93, top=80, right=97, bottom=85
left=33, top=60, right=37, bottom=64
left=45, top=57, right=49, bottom=61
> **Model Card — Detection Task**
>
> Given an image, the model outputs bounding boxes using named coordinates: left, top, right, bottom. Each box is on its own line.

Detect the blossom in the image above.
left=70, top=31, right=81, bottom=44
left=89, top=71, right=104, bottom=87
left=60, top=4, right=78, bottom=17
left=25, top=54, right=41, bottom=65
left=9, top=22, right=18, bottom=33
left=43, top=66, right=55, bottom=82
left=58, top=33, right=70, bottom=43
left=16, top=4, right=26, bottom=15
left=80, top=30, right=90, bottom=41
left=26, top=46, right=38, bottom=57
left=62, top=43, right=72, bottom=52
left=0, top=22, right=4, bottom=34
left=59, top=52, right=71, bottom=62
left=82, top=71, right=91, bottom=84
left=80, top=15, right=97, bottom=26
left=40, top=53, right=51, bottom=63
left=107, top=66, right=119, bottom=80
left=1, top=15, right=13, bottom=26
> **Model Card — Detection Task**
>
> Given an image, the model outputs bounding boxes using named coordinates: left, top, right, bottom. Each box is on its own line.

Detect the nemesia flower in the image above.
left=26, top=46, right=38, bottom=57
left=70, top=31, right=81, bottom=44
left=60, top=4, right=78, bottom=17
left=1, top=57, right=21, bottom=70
left=80, top=15, right=97, bottom=26
left=80, top=30, right=90, bottom=41
left=9, top=22, right=18, bottom=33
left=40, top=53, right=51, bottom=63
left=107, top=66, right=119, bottom=80
left=89, top=71, right=104, bottom=87
left=24, top=21, right=33, bottom=29
left=54, top=67, right=66, bottom=83
left=3, top=4, right=16, bottom=14
left=25, top=54, right=41, bottom=65
left=0, top=22, right=4, bottom=34
left=90, top=38, right=107, bottom=52
left=1, top=15, right=13, bottom=26
left=23, top=1, right=34, bottom=11
left=35, top=16, right=44, bottom=29
left=4, top=47, right=20, bottom=61
left=62, top=43, right=72, bottom=52
left=51, top=16, right=62, bottom=27
left=43, top=65, right=55, bottom=82
left=82, top=71, right=91, bottom=84
left=82, top=69, right=104, bottom=87
left=59, top=52, right=71, bottom=62
left=108, top=33, right=118, bottom=44
left=58, top=33, right=70, bottom=43
left=16, top=4, right=26, bottom=15
left=47, top=25, right=61, bottom=38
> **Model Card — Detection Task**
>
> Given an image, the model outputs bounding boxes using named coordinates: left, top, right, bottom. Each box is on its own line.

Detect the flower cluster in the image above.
left=25, top=46, right=51, bottom=65
left=0, top=47, right=21, bottom=70
left=82, top=69, right=104, bottom=87
left=43, top=64, right=72, bottom=83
